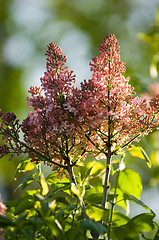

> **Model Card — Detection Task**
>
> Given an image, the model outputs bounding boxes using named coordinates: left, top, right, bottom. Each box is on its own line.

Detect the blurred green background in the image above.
left=0, top=0, right=159, bottom=221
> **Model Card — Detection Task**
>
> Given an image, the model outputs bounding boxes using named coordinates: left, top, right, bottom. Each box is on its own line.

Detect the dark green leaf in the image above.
left=0, top=215, right=15, bottom=228
left=15, top=196, right=35, bottom=215
left=80, top=220, right=107, bottom=235
left=65, top=228, right=85, bottom=240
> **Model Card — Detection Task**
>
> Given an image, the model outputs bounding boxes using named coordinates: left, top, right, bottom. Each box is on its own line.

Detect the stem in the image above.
left=2, top=127, right=64, bottom=168
left=102, top=152, right=111, bottom=208
left=108, top=170, right=119, bottom=240
left=67, top=160, right=99, bottom=240
left=102, top=60, right=112, bottom=209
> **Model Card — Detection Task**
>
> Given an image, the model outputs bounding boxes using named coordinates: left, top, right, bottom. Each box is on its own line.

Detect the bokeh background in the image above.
left=0, top=0, right=159, bottom=223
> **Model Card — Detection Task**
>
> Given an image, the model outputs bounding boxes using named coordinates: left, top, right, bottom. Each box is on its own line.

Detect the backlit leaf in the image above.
left=118, top=168, right=142, bottom=199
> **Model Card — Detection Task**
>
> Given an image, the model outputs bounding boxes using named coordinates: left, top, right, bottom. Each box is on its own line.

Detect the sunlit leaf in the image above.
left=118, top=168, right=142, bottom=199
left=40, top=176, right=49, bottom=196
left=71, top=183, right=85, bottom=199
left=126, top=213, right=155, bottom=232
left=112, top=210, right=130, bottom=226
left=86, top=204, right=110, bottom=221
left=14, top=159, right=35, bottom=180
left=128, top=146, right=151, bottom=168
left=86, top=161, right=105, bottom=176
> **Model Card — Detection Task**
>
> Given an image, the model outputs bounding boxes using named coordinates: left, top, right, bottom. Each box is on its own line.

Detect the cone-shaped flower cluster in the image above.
left=79, top=34, right=159, bottom=157
left=1, top=34, right=159, bottom=175
left=21, top=43, right=85, bottom=175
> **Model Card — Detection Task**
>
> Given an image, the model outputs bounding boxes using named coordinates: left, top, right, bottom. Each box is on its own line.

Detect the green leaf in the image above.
left=65, top=228, right=85, bottom=240
left=80, top=220, right=107, bottom=235
left=86, top=161, right=105, bottom=176
left=14, top=159, right=35, bottom=180
left=82, top=166, right=93, bottom=183
left=0, top=215, right=15, bottom=228
left=141, top=147, right=151, bottom=168
left=71, top=183, right=85, bottom=200
left=128, top=146, right=151, bottom=168
left=40, top=176, right=49, bottom=196
left=34, top=194, right=50, bottom=218
left=123, top=193, right=155, bottom=214
left=85, top=192, right=103, bottom=204
left=14, top=173, right=36, bottom=193
left=86, top=204, right=110, bottom=221
left=51, top=189, right=73, bottom=204
left=45, top=216, right=64, bottom=239
left=111, top=225, right=139, bottom=240
left=15, top=196, right=35, bottom=215
left=118, top=168, right=142, bottom=199
left=126, top=213, right=155, bottom=232
left=112, top=210, right=130, bottom=226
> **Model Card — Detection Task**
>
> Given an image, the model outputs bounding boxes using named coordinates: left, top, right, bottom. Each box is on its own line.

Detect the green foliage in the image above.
left=0, top=153, right=157, bottom=240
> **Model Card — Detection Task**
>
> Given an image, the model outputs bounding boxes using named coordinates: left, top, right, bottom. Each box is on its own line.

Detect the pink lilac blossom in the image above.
left=0, top=195, right=7, bottom=240
left=78, top=34, right=159, bottom=157
left=21, top=43, right=85, bottom=176
left=1, top=34, right=159, bottom=174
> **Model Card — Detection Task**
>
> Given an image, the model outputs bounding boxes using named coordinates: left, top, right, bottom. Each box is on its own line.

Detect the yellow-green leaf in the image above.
left=40, top=177, right=49, bottom=196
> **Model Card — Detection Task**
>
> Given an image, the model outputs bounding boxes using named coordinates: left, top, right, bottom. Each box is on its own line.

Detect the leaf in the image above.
left=14, top=159, right=35, bottom=180
left=128, top=146, right=151, bottom=168
left=40, top=176, right=49, bottom=196
left=141, top=147, right=151, bottom=168
left=118, top=168, right=142, bottom=199
left=45, top=216, right=64, bottom=239
left=0, top=215, right=15, bottom=228
left=80, top=220, right=107, bottom=235
left=65, top=228, right=85, bottom=240
left=123, top=193, right=154, bottom=214
left=34, top=194, right=50, bottom=218
left=86, top=204, right=110, bottom=221
left=85, top=192, right=103, bottom=204
left=71, top=183, right=85, bottom=200
left=86, top=161, right=105, bottom=176
left=51, top=189, right=73, bottom=203
left=111, top=225, right=139, bottom=240
left=14, top=173, right=36, bottom=193
left=112, top=211, right=130, bottom=227
left=112, top=213, right=155, bottom=239
left=15, top=196, right=35, bottom=215
left=82, top=166, right=93, bottom=183
left=126, top=213, right=155, bottom=232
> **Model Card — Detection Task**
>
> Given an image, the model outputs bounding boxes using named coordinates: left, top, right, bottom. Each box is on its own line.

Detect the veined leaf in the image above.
left=86, top=204, right=110, bottom=221
left=118, top=168, right=142, bottom=199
